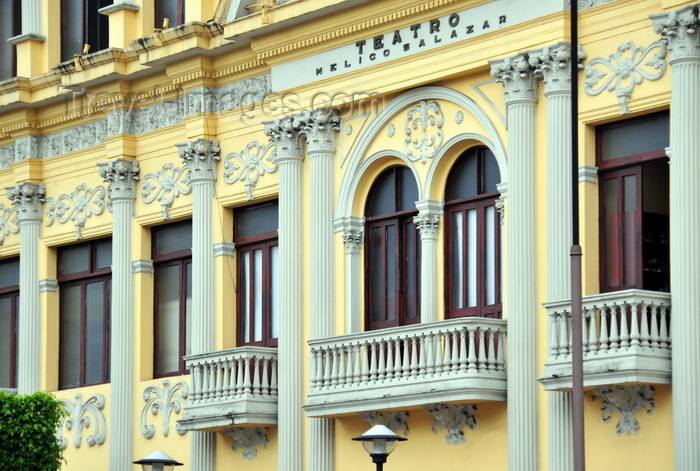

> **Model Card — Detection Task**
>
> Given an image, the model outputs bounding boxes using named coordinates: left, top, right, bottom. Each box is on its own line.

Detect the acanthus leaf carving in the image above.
left=360, top=411, right=409, bottom=437
left=141, top=162, right=192, bottom=220
left=404, top=100, right=444, bottom=163
left=57, top=393, right=107, bottom=449
left=225, top=426, right=269, bottom=460
left=140, top=380, right=190, bottom=439
left=594, top=385, right=655, bottom=435
left=45, top=184, right=107, bottom=240
left=222, top=140, right=277, bottom=200
left=424, top=403, right=477, bottom=444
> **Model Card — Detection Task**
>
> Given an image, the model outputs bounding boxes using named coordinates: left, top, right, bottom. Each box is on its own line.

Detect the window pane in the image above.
left=157, top=0, right=183, bottom=26
left=601, top=113, right=669, bottom=161
left=446, top=149, right=478, bottom=200
left=0, top=297, right=12, bottom=388
left=62, top=0, right=83, bottom=60
left=84, top=281, right=106, bottom=385
left=60, top=285, right=82, bottom=388
left=405, top=221, right=417, bottom=320
left=482, top=149, right=501, bottom=194
left=240, top=251, right=251, bottom=343
left=95, top=239, right=112, bottom=269
left=60, top=244, right=90, bottom=274
left=604, top=179, right=619, bottom=287
left=253, top=249, right=263, bottom=342
left=452, top=212, right=464, bottom=310
left=371, top=226, right=385, bottom=321
left=155, top=222, right=192, bottom=255
left=367, top=172, right=396, bottom=217
left=623, top=175, right=638, bottom=286
left=270, top=245, right=279, bottom=340
left=236, top=203, right=278, bottom=238
left=467, top=209, right=477, bottom=307
left=156, top=265, right=181, bottom=374
left=385, top=225, right=397, bottom=320
left=485, top=205, right=496, bottom=305
left=0, top=259, right=19, bottom=288
left=398, top=167, right=418, bottom=212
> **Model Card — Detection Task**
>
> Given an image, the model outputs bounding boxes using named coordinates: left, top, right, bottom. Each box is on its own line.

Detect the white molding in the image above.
left=132, top=259, right=154, bottom=274
left=578, top=165, right=598, bottom=183
left=213, top=242, right=236, bottom=257
left=38, top=278, right=57, bottom=292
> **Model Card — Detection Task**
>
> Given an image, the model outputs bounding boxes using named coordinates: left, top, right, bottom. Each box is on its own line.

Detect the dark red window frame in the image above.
left=60, top=0, right=110, bottom=61
left=0, top=258, right=19, bottom=390
left=155, top=0, right=186, bottom=28
left=152, top=221, right=192, bottom=377
left=58, top=239, right=112, bottom=389
left=0, top=0, right=21, bottom=80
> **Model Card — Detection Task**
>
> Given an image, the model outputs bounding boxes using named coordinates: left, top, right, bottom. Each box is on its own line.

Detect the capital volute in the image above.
left=531, top=41, right=586, bottom=95
left=6, top=182, right=45, bottom=223
left=177, top=138, right=221, bottom=183
left=299, top=109, right=341, bottom=154
left=97, top=158, right=140, bottom=201
left=414, top=200, right=444, bottom=239
left=264, top=116, right=305, bottom=163
left=490, top=52, right=540, bottom=104
left=652, top=5, right=700, bottom=63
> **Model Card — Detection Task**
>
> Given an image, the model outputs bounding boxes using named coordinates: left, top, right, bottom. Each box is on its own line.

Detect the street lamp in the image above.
left=133, top=450, right=183, bottom=471
left=352, top=424, right=407, bottom=471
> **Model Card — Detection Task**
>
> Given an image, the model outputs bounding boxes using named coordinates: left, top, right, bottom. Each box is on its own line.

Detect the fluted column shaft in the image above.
left=177, top=139, right=220, bottom=471
left=97, top=159, right=139, bottom=471
left=6, top=183, right=45, bottom=395
left=491, top=54, right=539, bottom=471
left=21, top=0, right=42, bottom=35
left=266, top=118, right=306, bottom=471
left=338, top=218, right=364, bottom=334
left=652, top=7, right=700, bottom=470
left=414, top=200, right=444, bottom=324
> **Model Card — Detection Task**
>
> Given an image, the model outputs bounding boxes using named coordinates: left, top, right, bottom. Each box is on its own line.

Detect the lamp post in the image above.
left=133, top=451, right=183, bottom=471
left=352, top=424, right=407, bottom=471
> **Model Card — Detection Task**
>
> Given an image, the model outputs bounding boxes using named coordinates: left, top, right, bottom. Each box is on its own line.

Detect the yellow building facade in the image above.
left=0, top=0, right=696, bottom=470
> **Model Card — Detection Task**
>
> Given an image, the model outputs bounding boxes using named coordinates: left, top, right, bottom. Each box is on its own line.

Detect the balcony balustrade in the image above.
left=305, top=317, right=507, bottom=417
left=540, top=289, right=671, bottom=391
left=178, top=346, right=278, bottom=431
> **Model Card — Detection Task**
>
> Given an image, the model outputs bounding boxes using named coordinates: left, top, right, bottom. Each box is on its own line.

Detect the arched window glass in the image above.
left=364, top=166, right=420, bottom=330
left=445, top=146, right=502, bottom=318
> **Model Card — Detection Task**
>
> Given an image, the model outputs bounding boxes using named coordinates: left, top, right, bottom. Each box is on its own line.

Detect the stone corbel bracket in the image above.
left=425, top=403, right=477, bottom=444
left=360, top=410, right=410, bottom=437
left=225, top=427, right=269, bottom=460
left=594, top=385, right=655, bottom=435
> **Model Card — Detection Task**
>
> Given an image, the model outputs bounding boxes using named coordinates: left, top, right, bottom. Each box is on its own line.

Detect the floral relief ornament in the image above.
left=584, top=40, right=667, bottom=115
left=140, top=380, right=190, bottom=439
left=404, top=100, right=444, bottom=163
left=141, top=162, right=192, bottom=220
left=57, top=394, right=107, bottom=449
left=0, top=203, right=19, bottom=246
left=223, top=140, right=277, bottom=200
left=45, top=184, right=107, bottom=240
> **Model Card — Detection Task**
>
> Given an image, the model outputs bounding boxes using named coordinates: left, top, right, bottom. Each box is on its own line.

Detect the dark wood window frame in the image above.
left=155, top=0, right=186, bottom=28
left=152, top=221, right=192, bottom=377
left=0, top=258, right=19, bottom=390
left=58, top=240, right=112, bottom=389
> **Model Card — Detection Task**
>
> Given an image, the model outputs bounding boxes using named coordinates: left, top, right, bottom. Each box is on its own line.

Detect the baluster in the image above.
left=477, top=328, right=487, bottom=372
left=586, top=307, right=599, bottom=354
left=236, top=358, right=245, bottom=396
left=361, top=343, right=370, bottom=383
left=609, top=304, right=620, bottom=351
left=221, top=360, right=230, bottom=399
left=252, top=357, right=261, bottom=395
left=443, top=331, right=452, bottom=374
left=459, top=328, right=468, bottom=371
left=549, top=311, right=560, bottom=360
left=558, top=312, right=570, bottom=357
left=619, top=302, right=630, bottom=349
left=649, top=304, right=660, bottom=349
left=243, top=358, right=252, bottom=394
left=486, top=328, right=496, bottom=371
left=323, top=346, right=333, bottom=389
left=309, top=349, right=318, bottom=389
left=467, top=327, right=477, bottom=372
left=496, top=330, right=505, bottom=372
left=369, top=342, right=378, bottom=382
left=337, top=346, right=347, bottom=385
left=385, top=340, right=394, bottom=380
left=425, top=333, right=436, bottom=375
left=629, top=301, right=641, bottom=347
left=450, top=331, right=460, bottom=372
left=207, top=363, right=216, bottom=402
left=639, top=302, right=650, bottom=348
left=261, top=358, right=270, bottom=396
left=215, top=361, right=223, bottom=400
left=331, top=347, right=340, bottom=387
left=660, top=306, right=670, bottom=349
left=410, top=336, right=420, bottom=376
left=433, top=332, right=444, bottom=373
left=377, top=340, right=387, bottom=381
left=351, top=344, right=361, bottom=384
left=402, top=337, right=411, bottom=378
left=599, top=307, right=609, bottom=352
left=582, top=309, right=589, bottom=354
left=393, top=338, right=402, bottom=378
left=270, top=359, right=278, bottom=396
left=191, top=363, right=201, bottom=403
left=418, top=334, right=427, bottom=376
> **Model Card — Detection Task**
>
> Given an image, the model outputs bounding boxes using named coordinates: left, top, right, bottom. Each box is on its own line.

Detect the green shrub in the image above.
left=0, top=391, right=68, bottom=471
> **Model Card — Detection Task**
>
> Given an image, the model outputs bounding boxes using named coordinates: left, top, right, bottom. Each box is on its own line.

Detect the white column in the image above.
left=21, top=0, right=42, bottom=36
left=6, top=182, right=44, bottom=395
left=336, top=217, right=364, bottom=334
left=265, top=117, right=306, bottom=471
left=532, top=41, right=581, bottom=471
left=490, top=52, right=540, bottom=471
left=301, top=110, right=340, bottom=471
left=177, top=138, right=220, bottom=471
left=651, top=7, right=700, bottom=471
left=414, top=200, right=444, bottom=324
left=97, top=159, right=140, bottom=471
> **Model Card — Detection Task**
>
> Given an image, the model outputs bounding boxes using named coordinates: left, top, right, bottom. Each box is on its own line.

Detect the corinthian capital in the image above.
left=490, top=52, right=539, bottom=103
left=414, top=200, right=444, bottom=239
left=299, top=109, right=340, bottom=154
left=6, top=182, right=45, bottom=223
left=531, top=41, right=586, bottom=95
left=176, top=138, right=221, bottom=183
left=652, top=4, right=700, bottom=63
left=264, top=116, right=305, bottom=163
left=97, top=158, right=140, bottom=201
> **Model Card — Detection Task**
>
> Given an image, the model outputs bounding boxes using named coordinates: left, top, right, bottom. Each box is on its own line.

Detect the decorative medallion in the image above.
left=140, top=380, right=189, bottom=439
left=387, top=124, right=395, bottom=137
left=45, top=184, right=107, bottom=240
left=57, top=394, right=107, bottom=449
left=404, top=100, right=444, bottom=163
left=0, top=203, right=19, bottom=246
left=584, top=40, right=667, bottom=115
left=225, top=427, right=269, bottom=460
left=345, top=125, right=352, bottom=135
left=141, top=162, right=192, bottom=220
left=223, top=140, right=277, bottom=200
left=594, top=385, right=655, bottom=435
left=455, top=111, right=464, bottom=124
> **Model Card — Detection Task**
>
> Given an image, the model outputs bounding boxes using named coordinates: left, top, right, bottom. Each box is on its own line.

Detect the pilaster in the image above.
left=651, top=6, right=700, bottom=471
left=97, top=158, right=139, bottom=471
left=335, top=216, right=365, bottom=334
left=414, top=200, right=444, bottom=324
left=177, top=138, right=220, bottom=471
left=300, top=109, right=340, bottom=471
left=5, top=182, right=44, bottom=395
left=265, top=116, right=306, bottom=471
left=490, top=52, right=540, bottom=471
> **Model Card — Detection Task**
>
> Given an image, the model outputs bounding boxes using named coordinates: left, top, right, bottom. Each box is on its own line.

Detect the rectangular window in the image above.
left=235, top=202, right=278, bottom=347
left=0, top=0, right=21, bottom=80
left=58, top=239, right=112, bottom=389
left=0, top=258, right=19, bottom=390
left=153, top=221, right=192, bottom=377
left=155, top=0, right=185, bottom=28
left=61, top=0, right=110, bottom=61
left=598, top=112, right=670, bottom=293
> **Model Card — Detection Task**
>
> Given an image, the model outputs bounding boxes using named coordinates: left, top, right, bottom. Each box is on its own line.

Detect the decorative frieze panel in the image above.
left=140, top=380, right=190, bottom=439
left=141, top=162, right=191, bottom=219
left=425, top=403, right=477, bottom=444
left=578, top=0, right=617, bottom=9
left=224, top=427, right=269, bottom=460
left=0, top=203, right=19, bottom=245
left=14, top=136, right=40, bottom=161
left=222, top=140, right=277, bottom=200
left=42, top=120, right=108, bottom=158
left=57, top=394, right=107, bottom=449
left=360, top=411, right=409, bottom=437
left=584, top=41, right=667, bottom=115
left=594, top=385, right=655, bottom=435
left=45, top=184, right=107, bottom=239
left=184, top=74, right=271, bottom=116
left=130, top=98, right=183, bottom=134
left=404, top=100, right=444, bottom=163
left=0, top=144, right=14, bottom=169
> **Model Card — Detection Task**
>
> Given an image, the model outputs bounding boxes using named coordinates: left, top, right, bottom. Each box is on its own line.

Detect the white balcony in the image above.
left=540, top=289, right=671, bottom=391
left=305, top=318, right=507, bottom=417
left=178, top=346, right=278, bottom=431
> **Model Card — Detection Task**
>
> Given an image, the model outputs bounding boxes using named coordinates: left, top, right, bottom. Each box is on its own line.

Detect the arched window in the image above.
left=365, top=166, right=420, bottom=330
left=445, top=146, right=502, bottom=318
